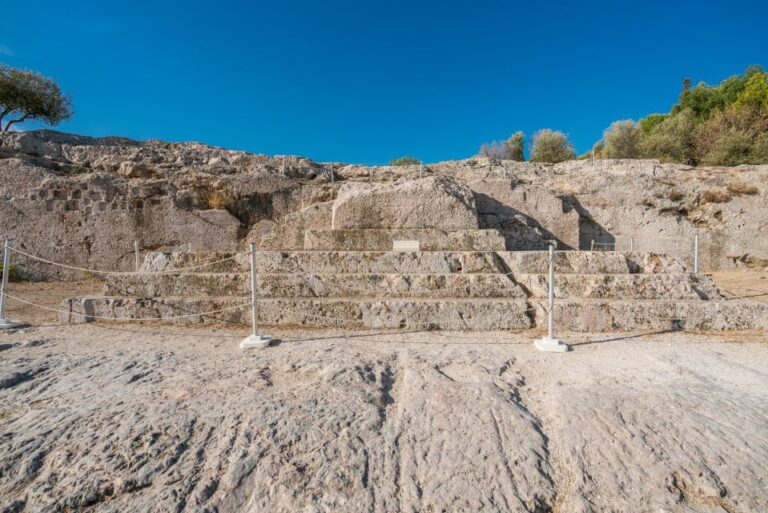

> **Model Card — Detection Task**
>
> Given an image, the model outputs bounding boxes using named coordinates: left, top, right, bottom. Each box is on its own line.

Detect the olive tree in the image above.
left=0, top=64, right=72, bottom=132
left=529, top=129, right=575, bottom=163
left=602, top=120, right=643, bottom=158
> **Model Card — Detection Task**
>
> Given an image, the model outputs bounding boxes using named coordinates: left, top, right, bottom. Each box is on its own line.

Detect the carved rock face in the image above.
left=331, top=175, right=479, bottom=230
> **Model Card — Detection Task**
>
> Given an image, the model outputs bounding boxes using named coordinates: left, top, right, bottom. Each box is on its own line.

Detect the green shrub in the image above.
left=640, top=109, right=697, bottom=164
left=529, top=129, right=575, bottom=163
left=602, top=120, right=643, bottom=158
left=0, top=263, right=20, bottom=281
left=389, top=156, right=420, bottom=166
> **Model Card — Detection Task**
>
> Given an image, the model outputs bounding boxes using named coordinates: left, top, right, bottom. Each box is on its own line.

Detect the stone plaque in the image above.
left=393, top=240, right=420, bottom=252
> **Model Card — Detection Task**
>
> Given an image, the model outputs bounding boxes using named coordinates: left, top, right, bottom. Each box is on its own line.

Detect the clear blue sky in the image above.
left=2, top=0, right=767, bottom=163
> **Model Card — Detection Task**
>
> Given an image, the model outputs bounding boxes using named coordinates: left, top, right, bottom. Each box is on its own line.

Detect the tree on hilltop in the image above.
left=389, top=156, right=420, bottom=166
left=0, top=64, right=72, bottom=132
left=530, top=129, right=575, bottom=163
left=480, top=131, right=525, bottom=161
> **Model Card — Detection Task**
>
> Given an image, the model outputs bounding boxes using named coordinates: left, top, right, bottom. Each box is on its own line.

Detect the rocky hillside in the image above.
left=1, top=130, right=766, bottom=279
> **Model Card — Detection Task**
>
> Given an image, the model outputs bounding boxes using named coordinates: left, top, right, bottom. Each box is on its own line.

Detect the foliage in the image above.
left=602, top=120, right=642, bottom=158
left=389, top=156, right=420, bottom=166
left=0, top=263, right=20, bottom=281
left=529, top=129, right=575, bottom=163
left=734, top=72, right=768, bottom=109
left=0, top=64, right=73, bottom=132
left=693, top=105, right=768, bottom=165
left=640, top=109, right=697, bottom=164
left=480, top=131, right=525, bottom=161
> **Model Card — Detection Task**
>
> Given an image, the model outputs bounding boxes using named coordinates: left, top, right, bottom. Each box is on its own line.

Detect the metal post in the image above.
left=329, top=164, right=335, bottom=183
left=0, top=239, right=20, bottom=329
left=590, top=240, right=595, bottom=252
left=629, top=237, right=634, bottom=252
left=547, top=243, right=554, bottom=340
left=240, top=242, right=272, bottom=349
left=134, top=240, right=140, bottom=272
left=535, top=241, right=568, bottom=352
left=694, top=233, right=700, bottom=274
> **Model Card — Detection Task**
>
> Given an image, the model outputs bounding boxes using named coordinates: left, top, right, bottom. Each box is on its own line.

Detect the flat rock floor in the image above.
left=0, top=323, right=766, bottom=513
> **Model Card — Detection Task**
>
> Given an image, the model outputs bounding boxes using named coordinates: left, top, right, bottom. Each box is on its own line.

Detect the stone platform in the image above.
left=60, top=250, right=768, bottom=332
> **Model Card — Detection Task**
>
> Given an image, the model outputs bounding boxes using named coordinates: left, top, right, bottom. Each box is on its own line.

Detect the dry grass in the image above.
left=668, top=190, right=684, bottom=201
left=701, top=189, right=731, bottom=204
left=726, top=182, right=759, bottom=196
left=204, top=191, right=233, bottom=210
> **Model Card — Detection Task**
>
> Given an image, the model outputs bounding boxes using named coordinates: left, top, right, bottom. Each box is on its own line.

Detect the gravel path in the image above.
left=1, top=324, right=766, bottom=513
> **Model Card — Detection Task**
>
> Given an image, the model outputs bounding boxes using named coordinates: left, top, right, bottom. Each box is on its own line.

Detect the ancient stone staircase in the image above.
left=59, top=175, right=768, bottom=332
left=60, top=249, right=768, bottom=332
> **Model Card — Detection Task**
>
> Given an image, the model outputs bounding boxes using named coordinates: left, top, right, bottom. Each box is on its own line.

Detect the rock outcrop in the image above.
left=2, top=130, right=768, bottom=281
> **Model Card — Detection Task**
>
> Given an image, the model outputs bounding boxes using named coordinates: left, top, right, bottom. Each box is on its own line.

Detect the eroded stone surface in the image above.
left=332, top=175, right=479, bottom=230
left=1, top=326, right=766, bottom=512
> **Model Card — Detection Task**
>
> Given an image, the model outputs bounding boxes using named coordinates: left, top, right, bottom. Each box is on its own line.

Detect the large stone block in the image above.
left=332, top=175, right=479, bottom=230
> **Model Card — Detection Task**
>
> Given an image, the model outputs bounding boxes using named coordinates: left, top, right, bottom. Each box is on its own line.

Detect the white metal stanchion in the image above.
left=0, top=239, right=22, bottom=329
left=535, top=242, right=569, bottom=353
left=629, top=236, right=635, bottom=252
left=240, top=242, right=272, bottom=349
left=693, top=233, right=700, bottom=274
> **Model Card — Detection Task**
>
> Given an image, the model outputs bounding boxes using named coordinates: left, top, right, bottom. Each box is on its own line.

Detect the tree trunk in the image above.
left=4, top=113, right=32, bottom=132
left=0, top=108, right=12, bottom=132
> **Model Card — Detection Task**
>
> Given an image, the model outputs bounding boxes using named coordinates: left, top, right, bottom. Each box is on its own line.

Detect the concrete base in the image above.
left=0, top=318, right=23, bottom=330
left=240, top=334, right=272, bottom=350
left=535, top=336, right=569, bottom=353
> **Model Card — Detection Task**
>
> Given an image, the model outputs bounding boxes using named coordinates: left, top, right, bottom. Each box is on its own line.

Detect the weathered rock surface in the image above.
left=332, top=175, right=479, bottom=230
left=1, top=325, right=767, bottom=512
left=303, top=229, right=506, bottom=251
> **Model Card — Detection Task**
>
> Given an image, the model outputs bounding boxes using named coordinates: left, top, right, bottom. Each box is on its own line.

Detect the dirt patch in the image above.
left=710, top=268, right=768, bottom=302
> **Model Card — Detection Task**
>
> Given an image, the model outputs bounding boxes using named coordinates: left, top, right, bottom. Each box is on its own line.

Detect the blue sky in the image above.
left=2, top=0, right=767, bottom=163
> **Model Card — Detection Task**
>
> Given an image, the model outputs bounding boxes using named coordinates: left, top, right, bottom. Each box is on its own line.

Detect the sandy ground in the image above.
left=710, top=269, right=768, bottom=302
left=0, top=319, right=766, bottom=513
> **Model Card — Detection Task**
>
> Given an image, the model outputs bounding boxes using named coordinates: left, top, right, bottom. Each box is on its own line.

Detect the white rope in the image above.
left=9, top=246, right=247, bottom=276
left=5, top=292, right=253, bottom=322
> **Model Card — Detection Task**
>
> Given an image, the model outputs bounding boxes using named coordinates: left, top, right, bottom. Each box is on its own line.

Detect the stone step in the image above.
left=140, top=250, right=693, bottom=275
left=105, top=273, right=248, bottom=297
left=59, top=297, right=534, bottom=330
left=303, top=229, right=506, bottom=251
left=141, top=252, right=244, bottom=273
left=530, top=299, right=768, bottom=332
left=257, top=273, right=527, bottom=299
left=500, top=251, right=691, bottom=275
left=516, top=273, right=722, bottom=300
left=105, top=273, right=527, bottom=299
left=59, top=296, right=768, bottom=332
